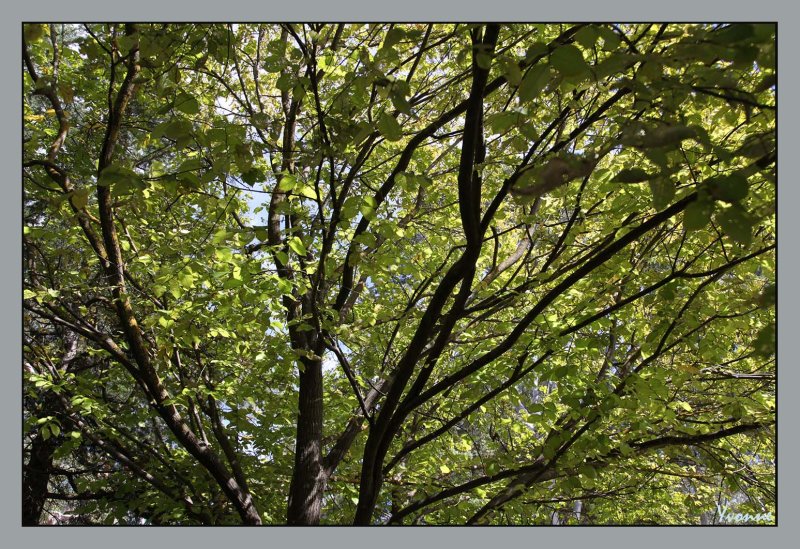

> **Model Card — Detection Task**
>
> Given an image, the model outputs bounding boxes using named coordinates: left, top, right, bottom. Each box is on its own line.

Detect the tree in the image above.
left=22, top=23, right=775, bottom=526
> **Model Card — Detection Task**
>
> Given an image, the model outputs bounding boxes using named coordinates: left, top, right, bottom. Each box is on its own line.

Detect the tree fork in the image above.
left=353, top=23, right=501, bottom=525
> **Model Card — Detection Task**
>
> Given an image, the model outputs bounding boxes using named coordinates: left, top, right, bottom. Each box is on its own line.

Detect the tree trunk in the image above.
left=286, top=357, right=326, bottom=524
left=23, top=433, right=56, bottom=525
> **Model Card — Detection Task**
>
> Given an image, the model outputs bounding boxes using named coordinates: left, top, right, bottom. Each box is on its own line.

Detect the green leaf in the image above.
left=487, top=112, right=518, bottom=134
left=758, top=283, right=776, bottom=308
left=278, top=174, right=298, bottom=192
left=613, top=168, right=654, bottom=183
left=580, top=464, right=598, bottom=479
left=360, top=195, right=378, bottom=220
left=518, top=64, right=550, bottom=102
left=275, top=250, right=289, bottom=265
left=594, top=52, right=636, bottom=79
left=648, top=178, right=676, bottom=210
left=212, top=228, right=235, bottom=245
left=158, top=316, right=174, bottom=329
left=179, top=158, right=204, bottom=173
left=641, top=125, right=697, bottom=148
left=683, top=196, right=715, bottom=231
left=575, top=26, right=600, bottom=49
left=475, top=52, right=493, bottom=70
left=383, top=27, right=405, bottom=49
left=276, top=73, right=293, bottom=92
left=297, top=184, right=318, bottom=200
left=292, top=83, right=306, bottom=102
left=117, top=34, right=138, bottom=55
left=716, top=204, right=753, bottom=245
left=241, top=168, right=264, bottom=185
left=597, top=26, right=621, bottom=51
left=161, top=119, right=193, bottom=141
left=637, top=60, right=662, bottom=82
left=168, top=280, right=182, bottom=299
left=622, top=124, right=697, bottom=149
left=713, top=24, right=755, bottom=44
left=499, top=57, right=522, bottom=86
left=439, top=464, right=451, bottom=474
left=70, top=188, right=90, bottom=210
left=288, top=236, right=307, bottom=256
left=549, top=45, right=589, bottom=77
left=524, top=42, right=549, bottom=61
left=174, top=93, right=200, bottom=115
left=222, top=277, right=244, bottom=290
left=98, top=164, right=136, bottom=186
left=675, top=401, right=693, bottom=413
left=734, top=134, right=775, bottom=159
left=377, top=113, right=403, bottom=141
left=753, top=323, right=775, bottom=357
left=542, top=436, right=560, bottom=459
left=390, top=93, right=412, bottom=115
left=708, top=173, right=749, bottom=203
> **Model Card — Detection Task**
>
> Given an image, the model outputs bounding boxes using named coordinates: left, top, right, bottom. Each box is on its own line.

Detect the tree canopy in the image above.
left=22, top=23, right=775, bottom=526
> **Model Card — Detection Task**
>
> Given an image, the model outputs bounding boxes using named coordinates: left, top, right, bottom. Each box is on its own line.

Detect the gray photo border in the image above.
left=3, top=1, right=796, bottom=547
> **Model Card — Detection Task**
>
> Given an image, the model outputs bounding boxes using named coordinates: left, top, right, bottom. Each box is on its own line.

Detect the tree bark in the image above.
left=22, top=433, right=56, bottom=525
left=286, top=356, right=326, bottom=524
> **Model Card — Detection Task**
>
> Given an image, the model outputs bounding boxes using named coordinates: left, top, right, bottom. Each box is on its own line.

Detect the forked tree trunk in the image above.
left=286, top=356, right=326, bottom=524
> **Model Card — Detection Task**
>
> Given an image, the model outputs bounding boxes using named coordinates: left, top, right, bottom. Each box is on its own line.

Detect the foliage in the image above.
left=22, top=23, right=775, bottom=525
